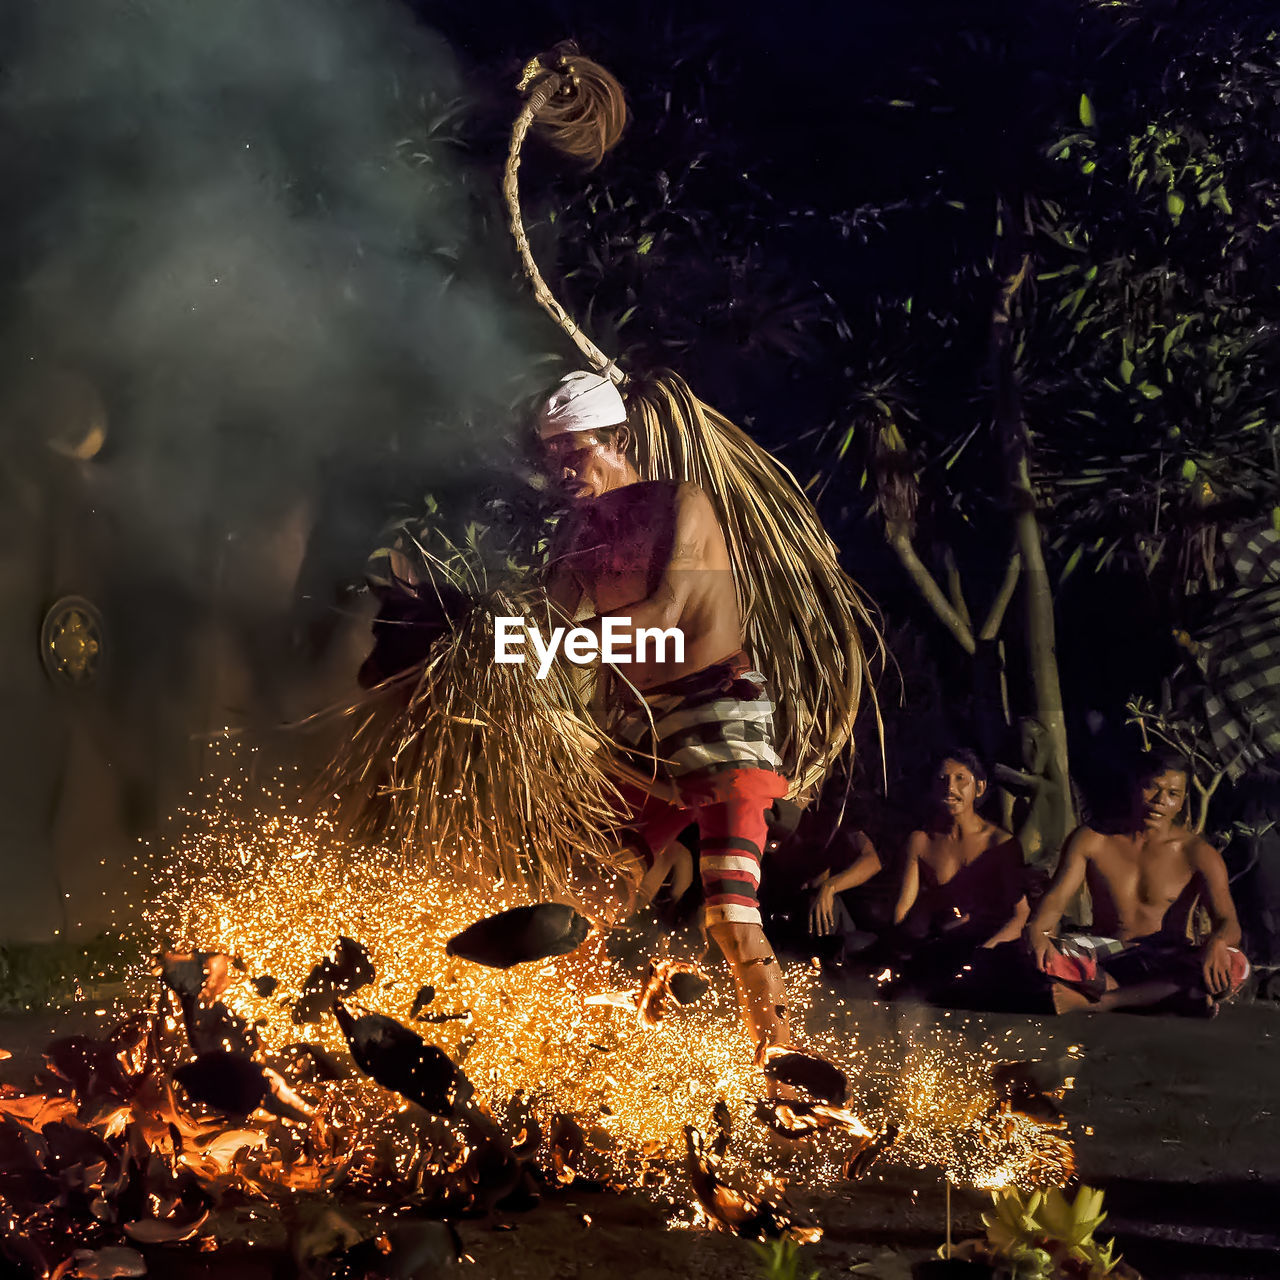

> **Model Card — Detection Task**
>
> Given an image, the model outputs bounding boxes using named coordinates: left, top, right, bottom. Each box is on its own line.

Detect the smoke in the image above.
left=0, top=0, right=543, bottom=588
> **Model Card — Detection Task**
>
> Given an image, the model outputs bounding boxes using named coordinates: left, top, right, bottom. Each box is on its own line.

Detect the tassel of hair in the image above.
left=521, top=42, right=627, bottom=169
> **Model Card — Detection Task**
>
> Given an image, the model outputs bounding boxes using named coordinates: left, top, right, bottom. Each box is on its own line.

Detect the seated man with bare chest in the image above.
left=884, top=750, right=1030, bottom=999
left=1025, top=748, right=1250, bottom=1015
left=538, top=372, right=791, bottom=1059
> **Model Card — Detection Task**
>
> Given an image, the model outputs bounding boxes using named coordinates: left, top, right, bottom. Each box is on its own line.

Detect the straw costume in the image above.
left=504, top=46, right=880, bottom=936
left=320, top=46, right=880, bottom=937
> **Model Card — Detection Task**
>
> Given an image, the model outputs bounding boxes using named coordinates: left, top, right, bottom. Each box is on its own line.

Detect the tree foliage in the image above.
left=1026, top=7, right=1280, bottom=601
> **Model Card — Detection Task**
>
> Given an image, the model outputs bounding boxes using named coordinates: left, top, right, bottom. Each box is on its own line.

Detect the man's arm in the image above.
left=985, top=897, right=1031, bottom=947
left=1190, top=838, right=1242, bottom=946
left=1190, top=837, right=1243, bottom=994
left=893, top=832, right=927, bottom=926
left=809, top=833, right=882, bottom=937
left=827, top=833, right=883, bottom=894
left=1024, top=828, right=1093, bottom=969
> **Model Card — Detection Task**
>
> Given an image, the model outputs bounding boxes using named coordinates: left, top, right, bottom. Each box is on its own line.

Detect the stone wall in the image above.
left=0, top=440, right=373, bottom=943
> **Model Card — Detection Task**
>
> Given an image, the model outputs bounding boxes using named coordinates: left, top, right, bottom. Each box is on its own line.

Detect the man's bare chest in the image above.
left=1093, top=841, right=1193, bottom=908
left=572, top=522, right=658, bottom=583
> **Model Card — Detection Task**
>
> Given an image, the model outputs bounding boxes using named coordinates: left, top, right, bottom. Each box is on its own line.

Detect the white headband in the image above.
left=536, top=370, right=627, bottom=439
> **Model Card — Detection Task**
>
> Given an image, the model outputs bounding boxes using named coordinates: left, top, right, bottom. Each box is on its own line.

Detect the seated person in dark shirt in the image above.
left=759, top=789, right=894, bottom=965
left=885, top=749, right=1029, bottom=999
left=804, top=829, right=884, bottom=952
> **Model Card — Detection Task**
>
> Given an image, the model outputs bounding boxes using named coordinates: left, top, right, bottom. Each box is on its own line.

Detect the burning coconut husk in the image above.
left=445, top=904, right=592, bottom=971
left=293, top=936, right=377, bottom=1024
left=584, top=958, right=712, bottom=1028
left=333, top=1002, right=474, bottom=1118
left=752, top=1099, right=873, bottom=1142
left=683, top=1125, right=821, bottom=1244
left=990, top=1060, right=1068, bottom=1129
left=0, top=988, right=546, bottom=1277
left=843, top=1122, right=902, bottom=1181
left=761, top=1046, right=851, bottom=1107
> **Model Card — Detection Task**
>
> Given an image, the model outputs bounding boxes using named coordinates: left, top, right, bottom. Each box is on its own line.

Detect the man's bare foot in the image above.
left=1049, top=980, right=1100, bottom=1013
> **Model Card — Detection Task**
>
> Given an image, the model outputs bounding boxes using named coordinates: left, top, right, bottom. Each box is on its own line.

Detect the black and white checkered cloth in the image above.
left=611, top=653, right=784, bottom=783
left=1195, top=524, right=1280, bottom=778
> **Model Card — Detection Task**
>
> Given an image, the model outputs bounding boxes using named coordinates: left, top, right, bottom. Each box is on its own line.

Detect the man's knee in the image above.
left=709, top=919, right=772, bottom=963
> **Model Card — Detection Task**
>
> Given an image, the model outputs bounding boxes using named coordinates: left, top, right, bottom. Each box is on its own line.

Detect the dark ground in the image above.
left=2, top=996, right=1278, bottom=1280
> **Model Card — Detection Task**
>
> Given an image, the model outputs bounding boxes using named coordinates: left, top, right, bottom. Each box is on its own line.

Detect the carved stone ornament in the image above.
left=41, top=595, right=104, bottom=686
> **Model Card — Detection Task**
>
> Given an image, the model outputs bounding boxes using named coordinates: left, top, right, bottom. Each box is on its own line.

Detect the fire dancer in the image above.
left=538, top=370, right=794, bottom=1057
left=494, top=50, right=879, bottom=1062
left=322, top=47, right=880, bottom=1063
left=1024, top=748, right=1249, bottom=1015
left=316, top=49, right=875, bottom=921
left=882, top=750, right=1030, bottom=999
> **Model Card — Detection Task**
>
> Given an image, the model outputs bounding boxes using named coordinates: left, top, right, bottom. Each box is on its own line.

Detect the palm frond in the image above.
left=318, top=584, right=630, bottom=891
left=628, top=370, right=884, bottom=799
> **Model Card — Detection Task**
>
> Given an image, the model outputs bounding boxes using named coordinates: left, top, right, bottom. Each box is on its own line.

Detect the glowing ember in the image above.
left=753, top=1099, right=872, bottom=1140
left=117, top=755, right=1076, bottom=1200
left=585, top=958, right=712, bottom=1027
left=0, top=754, right=1079, bottom=1273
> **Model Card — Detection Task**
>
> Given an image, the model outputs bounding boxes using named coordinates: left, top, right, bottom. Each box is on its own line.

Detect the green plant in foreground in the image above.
left=948, top=1184, right=1126, bottom=1279
left=751, top=1238, right=819, bottom=1280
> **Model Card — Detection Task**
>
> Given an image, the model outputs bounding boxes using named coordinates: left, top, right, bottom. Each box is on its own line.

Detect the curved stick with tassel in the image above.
left=502, top=47, right=626, bottom=382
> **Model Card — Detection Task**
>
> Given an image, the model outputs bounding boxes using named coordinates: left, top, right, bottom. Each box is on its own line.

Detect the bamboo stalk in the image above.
left=980, top=552, right=1022, bottom=642
left=991, top=205, right=1076, bottom=857
left=943, top=548, right=972, bottom=633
